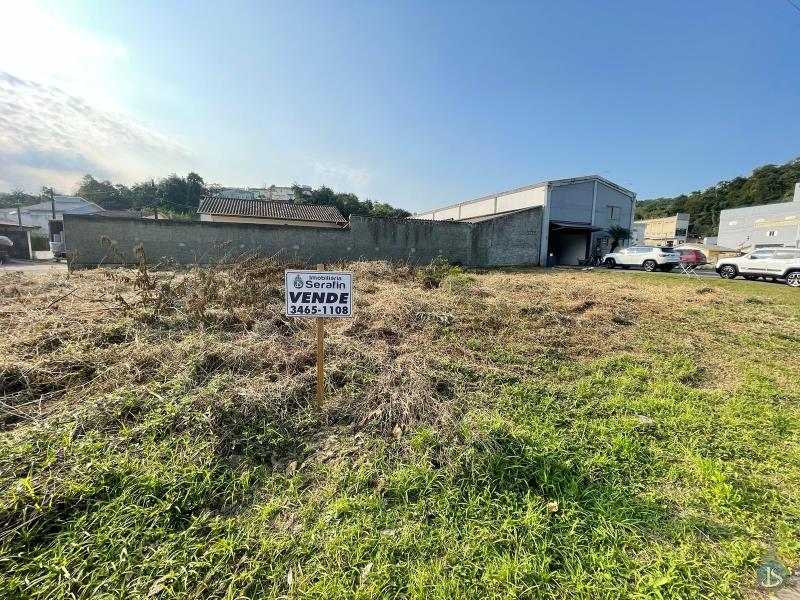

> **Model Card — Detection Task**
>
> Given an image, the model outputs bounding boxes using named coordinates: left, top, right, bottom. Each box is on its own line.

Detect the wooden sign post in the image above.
left=284, top=265, right=353, bottom=412
left=315, top=263, right=325, bottom=411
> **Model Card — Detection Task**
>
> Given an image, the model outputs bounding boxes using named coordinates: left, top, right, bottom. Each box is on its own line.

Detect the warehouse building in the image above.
left=717, top=184, right=800, bottom=251
left=414, top=175, right=636, bottom=265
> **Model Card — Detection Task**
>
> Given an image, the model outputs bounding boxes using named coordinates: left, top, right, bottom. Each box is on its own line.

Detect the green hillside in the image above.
left=635, top=158, right=800, bottom=237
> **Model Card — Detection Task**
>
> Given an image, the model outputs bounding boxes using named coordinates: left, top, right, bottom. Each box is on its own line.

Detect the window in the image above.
left=750, top=250, right=775, bottom=259
left=607, top=205, right=620, bottom=222
left=675, top=228, right=687, bottom=236
left=766, top=231, right=777, bottom=237
left=774, top=249, right=800, bottom=259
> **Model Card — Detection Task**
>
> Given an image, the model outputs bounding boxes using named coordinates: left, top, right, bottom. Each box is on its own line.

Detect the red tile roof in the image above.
left=198, top=197, right=347, bottom=225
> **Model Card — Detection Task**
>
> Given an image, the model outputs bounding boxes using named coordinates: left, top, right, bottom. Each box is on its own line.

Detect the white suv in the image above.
left=602, top=246, right=681, bottom=272
left=716, top=248, right=800, bottom=287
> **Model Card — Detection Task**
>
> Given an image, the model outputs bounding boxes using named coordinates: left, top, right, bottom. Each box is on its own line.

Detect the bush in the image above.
left=30, top=232, right=49, bottom=251
left=418, top=257, right=465, bottom=289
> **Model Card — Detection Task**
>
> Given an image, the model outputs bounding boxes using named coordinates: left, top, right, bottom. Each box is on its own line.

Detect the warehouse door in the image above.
left=548, top=229, right=589, bottom=265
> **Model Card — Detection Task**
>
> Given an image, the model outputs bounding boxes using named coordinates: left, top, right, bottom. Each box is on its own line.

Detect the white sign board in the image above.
left=284, top=270, right=353, bottom=318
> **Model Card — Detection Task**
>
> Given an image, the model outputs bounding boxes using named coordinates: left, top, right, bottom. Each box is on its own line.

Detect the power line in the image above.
left=784, top=0, right=800, bottom=13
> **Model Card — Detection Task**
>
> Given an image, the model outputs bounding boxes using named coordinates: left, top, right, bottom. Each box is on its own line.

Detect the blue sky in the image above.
left=1, top=0, right=798, bottom=211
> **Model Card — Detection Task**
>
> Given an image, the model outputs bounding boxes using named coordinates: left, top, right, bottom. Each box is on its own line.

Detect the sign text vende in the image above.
left=284, top=270, right=353, bottom=317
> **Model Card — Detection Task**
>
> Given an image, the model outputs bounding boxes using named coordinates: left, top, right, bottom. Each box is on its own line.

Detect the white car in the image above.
left=602, top=246, right=681, bottom=272
left=716, top=247, right=800, bottom=287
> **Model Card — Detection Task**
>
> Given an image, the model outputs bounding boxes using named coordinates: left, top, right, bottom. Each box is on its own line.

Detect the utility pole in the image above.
left=49, top=188, right=56, bottom=243
left=16, top=205, right=22, bottom=227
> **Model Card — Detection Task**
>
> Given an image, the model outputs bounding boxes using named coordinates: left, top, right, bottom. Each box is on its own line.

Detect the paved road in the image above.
left=0, top=259, right=68, bottom=275
left=565, top=265, right=792, bottom=287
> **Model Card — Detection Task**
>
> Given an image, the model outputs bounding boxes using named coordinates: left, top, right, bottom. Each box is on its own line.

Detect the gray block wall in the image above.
left=63, top=208, right=542, bottom=268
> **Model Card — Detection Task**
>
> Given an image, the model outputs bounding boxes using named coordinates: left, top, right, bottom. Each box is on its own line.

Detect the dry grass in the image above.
left=0, top=260, right=797, bottom=430
left=1, top=258, right=799, bottom=599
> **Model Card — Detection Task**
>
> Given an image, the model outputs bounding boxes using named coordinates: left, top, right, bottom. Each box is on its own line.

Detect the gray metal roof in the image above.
left=17, top=196, right=103, bottom=213
left=198, top=197, right=347, bottom=225
left=0, top=218, right=36, bottom=229
left=413, top=175, right=636, bottom=217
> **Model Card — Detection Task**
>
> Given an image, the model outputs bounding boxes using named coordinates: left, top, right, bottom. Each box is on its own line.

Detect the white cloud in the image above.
left=312, top=160, right=372, bottom=191
left=0, top=1, right=129, bottom=111
left=0, top=71, right=189, bottom=193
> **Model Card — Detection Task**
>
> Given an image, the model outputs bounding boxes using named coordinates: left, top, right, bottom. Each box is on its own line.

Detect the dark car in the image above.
left=0, top=235, right=12, bottom=264
left=674, top=248, right=707, bottom=265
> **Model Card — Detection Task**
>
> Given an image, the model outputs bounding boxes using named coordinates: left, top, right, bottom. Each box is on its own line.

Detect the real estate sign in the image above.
left=284, top=270, right=353, bottom=318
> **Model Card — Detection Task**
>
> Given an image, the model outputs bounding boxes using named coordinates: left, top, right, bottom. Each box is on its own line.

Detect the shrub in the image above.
left=30, top=232, right=49, bottom=251
left=418, top=257, right=465, bottom=289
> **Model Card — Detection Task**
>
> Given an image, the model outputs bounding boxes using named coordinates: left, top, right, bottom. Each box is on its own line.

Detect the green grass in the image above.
left=1, top=265, right=799, bottom=598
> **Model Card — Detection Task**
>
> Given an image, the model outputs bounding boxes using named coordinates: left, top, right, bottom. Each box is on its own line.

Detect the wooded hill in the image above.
left=635, top=158, right=800, bottom=237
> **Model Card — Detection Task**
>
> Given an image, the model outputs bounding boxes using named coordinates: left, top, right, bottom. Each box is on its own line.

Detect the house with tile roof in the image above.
left=197, top=196, right=347, bottom=228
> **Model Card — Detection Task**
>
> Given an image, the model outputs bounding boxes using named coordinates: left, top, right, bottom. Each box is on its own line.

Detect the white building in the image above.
left=717, top=185, right=800, bottom=251
left=2, top=196, right=104, bottom=232
left=213, top=184, right=312, bottom=202
left=632, top=213, right=690, bottom=246
left=414, top=175, right=636, bottom=266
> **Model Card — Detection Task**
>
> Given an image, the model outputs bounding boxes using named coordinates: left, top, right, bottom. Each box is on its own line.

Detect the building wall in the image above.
left=592, top=182, right=635, bottom=231
left=415, top=178, right=634, bottom=266
left=547, top=180, right=636, bottom=264
left=549, top=181, right=595, bottom=223
left=631, top=222, right=646, bottom=245
left=717, top=201, right=800, bottom=250
left=0, top=226, right=32, bottom=259
left=414, top=185, right=546, bottom=221
left=497, top=186, right=547, bottom=213
left=633, top=213, right=690, bottom=245
left=63, top=208, right=543, bottom=268
left=204, top=214, right=343, bottom=228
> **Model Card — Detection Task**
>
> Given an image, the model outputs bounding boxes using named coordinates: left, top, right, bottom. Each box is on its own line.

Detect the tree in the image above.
left=75, top=175, right=126, bottom=209
left=293, top=184, right=410, bottom=219
left=0, top=188, right=38, bottom=209
left=157, top=174, right=188, bottom=213
left=607, top=225, right=631, bottom=252
left=636, top=157, right=800, bottom=237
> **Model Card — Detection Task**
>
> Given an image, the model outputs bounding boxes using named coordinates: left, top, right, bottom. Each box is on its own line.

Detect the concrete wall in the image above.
left=64, top=208, right=543, bottom=268
left=718, top=200, right=800, bottom=250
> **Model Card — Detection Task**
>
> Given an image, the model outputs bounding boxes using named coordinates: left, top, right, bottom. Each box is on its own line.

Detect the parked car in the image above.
left=0, top=235, right=12, bottom=264
left=716, top=248, right=800, bottom=287
left=674, top=248, right=708, bottom=265
left=602, top=246, right=681, bottom=272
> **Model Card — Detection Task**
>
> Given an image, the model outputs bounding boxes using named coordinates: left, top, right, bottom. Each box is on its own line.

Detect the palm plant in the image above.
left=607, top=225, right=632, bottom=251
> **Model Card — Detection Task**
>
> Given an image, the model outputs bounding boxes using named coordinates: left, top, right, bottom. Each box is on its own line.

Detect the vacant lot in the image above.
left=1, top=259, right=798, bottom=599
